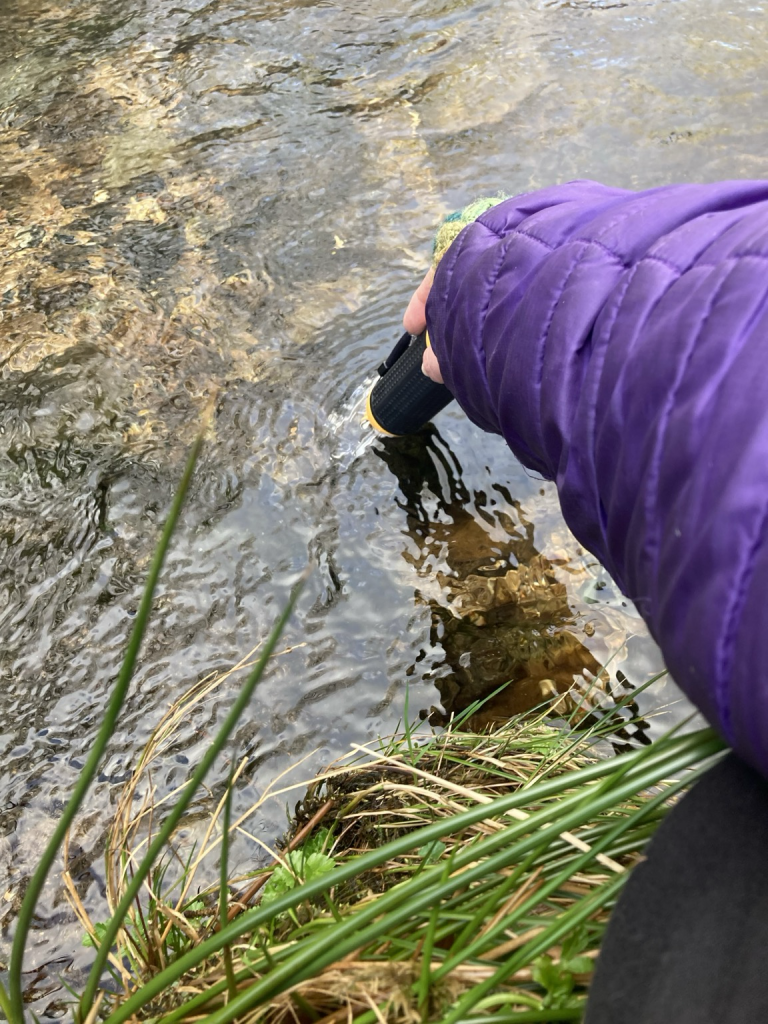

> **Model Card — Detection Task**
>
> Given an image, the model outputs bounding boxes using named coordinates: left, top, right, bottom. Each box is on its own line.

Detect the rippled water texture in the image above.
left=1, top=0, right=766, bottom=1012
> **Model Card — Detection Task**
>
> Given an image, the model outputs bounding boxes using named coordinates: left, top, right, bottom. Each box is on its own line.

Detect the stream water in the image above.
left=1, top=0, right=766, bottom=1014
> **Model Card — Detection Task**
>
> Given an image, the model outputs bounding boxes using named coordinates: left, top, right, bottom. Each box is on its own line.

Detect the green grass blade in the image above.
left=416, top=853, right=452, bottom=1016
left=442, top=871, right=626, bottom=1024
left=438, top=767, right=705, bottom=1024
left=433, top=768, right=696, bottom=983
left=449, top=848, right=537, bottom=958
left=7, top=418, right=208, bottom=1024
left=453, top=1008, right=586, bottom=1022
left=0, top=979, right=13, bottom=1021
left=78, top=569, right=308, bottom=1020
left=220, top=764, right=237, bottom=1002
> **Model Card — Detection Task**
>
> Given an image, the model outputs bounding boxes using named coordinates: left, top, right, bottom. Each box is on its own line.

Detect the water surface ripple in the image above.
left=1, top=0, right=765, bottom=1012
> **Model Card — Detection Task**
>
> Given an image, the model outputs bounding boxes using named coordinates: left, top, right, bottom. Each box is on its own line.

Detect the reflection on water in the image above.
left=375, top=429, right=651, bottom=738
left=0, top=0, right=763, bottom=1012
left=376, top=433, right=600, bottom=716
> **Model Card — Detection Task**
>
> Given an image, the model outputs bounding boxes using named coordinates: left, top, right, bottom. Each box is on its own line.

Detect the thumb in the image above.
left=422, top=344, right=444, bottom=384
left=403, top=267, right=434, bottom=335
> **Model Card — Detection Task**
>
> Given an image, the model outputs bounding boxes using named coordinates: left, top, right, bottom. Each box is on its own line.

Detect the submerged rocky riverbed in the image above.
left=1, top=0, right=765, bottom=1014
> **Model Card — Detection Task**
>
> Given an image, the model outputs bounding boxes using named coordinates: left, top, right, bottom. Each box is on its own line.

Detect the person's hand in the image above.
left=403, top=268, right=444, bottom=384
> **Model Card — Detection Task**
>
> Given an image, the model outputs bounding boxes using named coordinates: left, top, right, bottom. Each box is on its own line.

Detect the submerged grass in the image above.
left=0, top=423, right=727, bottom=1024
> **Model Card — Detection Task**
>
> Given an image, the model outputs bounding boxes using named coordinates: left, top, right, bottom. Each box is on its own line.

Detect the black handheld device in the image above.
left=365, top=331, right=453, bottom=436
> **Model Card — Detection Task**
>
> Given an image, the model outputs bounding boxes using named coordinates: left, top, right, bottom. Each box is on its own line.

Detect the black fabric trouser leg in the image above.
left=585, top=753, right=768, bottom=1023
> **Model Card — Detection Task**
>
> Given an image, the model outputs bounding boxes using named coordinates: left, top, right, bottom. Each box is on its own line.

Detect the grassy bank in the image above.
left=0, top=428, right=726, bottom=1024
left=68, top=680, right=723, bottom=1024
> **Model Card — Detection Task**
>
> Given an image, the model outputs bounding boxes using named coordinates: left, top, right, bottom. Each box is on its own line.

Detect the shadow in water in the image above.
left=375, top=426, right=650, bottom=744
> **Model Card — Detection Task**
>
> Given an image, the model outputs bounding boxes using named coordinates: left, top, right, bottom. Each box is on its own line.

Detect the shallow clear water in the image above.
left=1, top=0, right=765, bottom=1012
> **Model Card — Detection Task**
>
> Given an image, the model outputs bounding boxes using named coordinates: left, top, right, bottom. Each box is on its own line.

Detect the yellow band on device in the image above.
left=364, top=388, right=397, bottom=436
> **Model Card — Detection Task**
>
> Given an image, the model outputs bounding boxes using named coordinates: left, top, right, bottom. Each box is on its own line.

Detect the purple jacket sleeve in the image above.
left=426, top=179, right=768, bottom=774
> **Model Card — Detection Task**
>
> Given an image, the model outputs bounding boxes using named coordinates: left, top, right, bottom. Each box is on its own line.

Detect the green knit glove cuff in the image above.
left=432, top=195, right=507, bottom=266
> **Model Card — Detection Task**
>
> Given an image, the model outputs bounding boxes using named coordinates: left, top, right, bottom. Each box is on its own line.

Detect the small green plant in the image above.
left=81, top=922, right=110, bottom=949
left=532, top=926, right=595, bottom=1009
left=261, top=831, right=337, bottom=907
left=417, top=840, right=446, bottom=863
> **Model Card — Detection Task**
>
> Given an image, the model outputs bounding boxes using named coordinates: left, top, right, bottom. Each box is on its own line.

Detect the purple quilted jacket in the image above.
left=426, top=180, right=768, bottom=773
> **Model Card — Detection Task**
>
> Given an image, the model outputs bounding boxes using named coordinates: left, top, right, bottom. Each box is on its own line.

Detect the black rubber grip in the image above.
left=368, top=333, right=453, bottom=435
